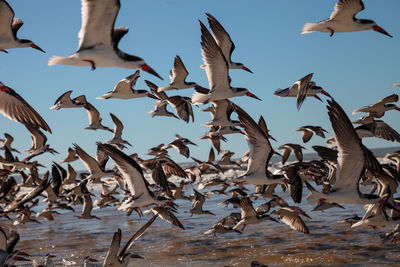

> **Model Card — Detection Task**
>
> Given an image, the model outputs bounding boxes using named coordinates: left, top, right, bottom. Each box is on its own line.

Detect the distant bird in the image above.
left=392, top=83, right=400, bottom=88
left=60, top=147, right=79, bottom=163
left=301, top=0, right=392, bottom=38
left=162, top=139, right=192, bottom=158
left=50, top=90, right=86, bottom=110
left=277, top=143, right=306, bottom=165
left=204, top=212, right=242, bottom=236
left=157, top=55, right=197, bottom=92
left=23, top=125, right=58, bottom=161
left=0, top=82, right=52, bottom=133
left=205, top=13, right=253, bottom=73
left=274, top=73, right=331, bottom=110
left=353, top=117, right=400, bottom=143
left=0, top=0, right=45, bottom=53
left=83, top=102, right=113, bottom=132
left=200, top=99, right=240, bottom=128
left=192, top=21, right=260, bottom=105
left=144, top=207, right=184, bottom=230
left=106, top=113, right=132, bottom=149
left=352, top=94, right=400, bottom=118
left=97, top=71, right=156, bottom=100
left=76, top=194, right=101, bottom=220
left=186, top=189, right=215, bottom=216
left=271, top=207, right=310, bottom=234
left=48, top=0, right=162, bottom=80
left=0, top=133, right=20, bottom=153
left=296, top=126, right=328, bottom=143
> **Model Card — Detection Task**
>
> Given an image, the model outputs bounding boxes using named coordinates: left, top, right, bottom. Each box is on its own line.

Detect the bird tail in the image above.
left=48, top=56, right=80, bottom=66
left=301, top=23, right=320, bottom=34
left=191, top=92, right=210, bottom=105
left=274, top=88, right=289, bottom=97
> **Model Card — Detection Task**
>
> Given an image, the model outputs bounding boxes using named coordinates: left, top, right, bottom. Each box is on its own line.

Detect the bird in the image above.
left=76, top=194, right=101, bottom=220
left=106, top=113, right=132, bottom=149
left=48, top=0, right=162, bottom=79
left=274, top=73, right=331, bottom=110
left=0, top=82, right=52, bottom=133
left=277, top=143, right=306, bottom=165
left=200, top=99, right=240, bottom=128
left=157, top=55, right=197, bottom=92
left=97, top=71, right=156, bottom=100
left=103, top=215, right=157, bottom=267
left=205, top=13, right=253, bottom=73
left=191, top=21, right=260, bottom=105
left=352, top=94, right=400, bottom=118
left=50, top=90, right=87, bottom=110
left=0, top=0, right=45, bottom=53
left=23, top=125, right=58, bottom=161
left=271, top=207, right=310, bottom=234
left=83, top=102, right=113, bottom=132
left=296, top=126, right=328, bottom=143
left=301, top=0, right=392, bottom=38
left=232, top=197, right=277, bottom=231
left=204, top=212, right=242, bottom=236
left=0, top=133, right=20, bottom=153
left=353, top=117, right=400, bottom=143
left=144, top=207, right=185, bottom=230
left=60, top=147, right=79, bottom=163
left=186, top=189, right=215, bottom=216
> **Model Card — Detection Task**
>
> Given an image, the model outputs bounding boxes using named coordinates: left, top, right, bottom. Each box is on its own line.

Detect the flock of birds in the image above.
left=0, top=0, right=400, bottom=266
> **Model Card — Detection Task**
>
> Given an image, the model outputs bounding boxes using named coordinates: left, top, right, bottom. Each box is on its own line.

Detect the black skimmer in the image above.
left=103, top=215, right=157, bottom=266
left=353, top=118, right=400, bottom=143
left=162, top=139, right=193, bottom=158
left=311, top=199, right=345, bottom=212
left=83, top=102, right=113, bottom=132
left=232, top=104, right=283, bottom=186
left=232, top=197, right=277, bottom=231
left=97, top=71, right=156, bottom=100
left=301, top=0, right=392, bottom=38
left=0, top=82, right=52, bottom=133
left=352, top=94, right=400, bottom=118
left=392, top=83, right=400, bottom=88
left=200, top=99, right=240, bottom=128
left=23, top=125, right=58, bottom=162
left=277, top=143, right=306, bottom=165
left=0, top=0, right=45, bottom=53
left=60, top=147, right=79, bottom=163
left=274, top=73, right=331, bottom=110
left=204, top=212, right=242, bottom=236
left=306, top=99, right=384, bottom=205
left=191, top=148, right=223, bottom=175
left=0, top=133, right=20, bottom=153
left=98, top=143, right=175, bottom=215
left=206, top=13, right=253, bottom=73
left=144, top=206, right=185, bottom=229
left=271, top=207, right=310, bottom=234
left=296, top=125, right=328, bottom=143
left=192, top=21, right=260, bottom=105
left=48, top=0, right=163, bottom=79
left=106, top=113, right=132, bottom=149
left=50, top=90, right=86, bottom=110
left=186, top=189, right=215, bottom=216
left=158, top=55, right=197, bottom=92
left=76, top=194, right=101, bottom=220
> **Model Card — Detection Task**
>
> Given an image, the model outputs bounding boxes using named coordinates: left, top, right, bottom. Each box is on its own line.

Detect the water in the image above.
left=8, top=149, right=400, bottom=266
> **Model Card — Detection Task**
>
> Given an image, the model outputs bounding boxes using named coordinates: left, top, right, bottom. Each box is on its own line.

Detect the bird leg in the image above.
left=83, top=59, right=96, bottom=70
left=328, top=27, right=334, bottom=37
left=134, top=208, right=143, bottom=217
left=0, top=49, right=8, bottom=53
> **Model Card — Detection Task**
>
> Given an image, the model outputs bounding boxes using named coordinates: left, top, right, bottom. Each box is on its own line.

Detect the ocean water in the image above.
left=7, top=147, right=400, bottom=266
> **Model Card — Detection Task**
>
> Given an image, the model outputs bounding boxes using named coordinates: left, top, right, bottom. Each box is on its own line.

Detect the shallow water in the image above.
left=7, top=159, right=400, bottom=267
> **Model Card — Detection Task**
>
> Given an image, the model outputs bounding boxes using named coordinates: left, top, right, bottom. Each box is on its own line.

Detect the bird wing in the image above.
left=53, top=90, right=73, bottom=105
left=200, top=21, right=230, bottom=92
left=312, top=145, right=338, bottom=164
left=77, top=0, right=120, bottom=51
left=300, top=129, right=313, bottom=143
left=103, top=229, right=121, bottom=267
left=239, top=197, right=257, bottom=218
left=152, top=161, right=172, bottom=198
left=234, top=104, right=271, bottom=175
left=82, top=194, right=93, bottom=216
left=167, top=96, right=189, bottom=122
left=378, top=94, right=399, bottom=105
left=0, top=0, right=15, bottom=41
left=98, top=144, right=150, bottom=197
left=206, top=13, right=235, bottom=64
left=118, top=214, right=158, bottom=258
left=0, top=84, right=52, bottom=133
left=113, top=71, right=140, bottom=94
left=365, top=121, right=400, bottom=142
left=74, top=143, right=102, bottom=174
left=145, top=80, right=167, bottom=100
left=26, top=125, right=47, bottom=150
left=159, top=157, right=187, bottom=179
left=193, top=189, right=205, bottom=206
left=327, top=99, right=366, bottom=191
left=170, top=55, right=189, bottom=84
left=280, top=146, right=291, bottom=165
left=296, top=73, right=314, bottom=110
left=330, top=0, right=365, bottom=21
left=110, top=113, right=123, bottom=140
left=278, top=208, right=309, bottom=234
left=84, top=103, right=101, bottom=125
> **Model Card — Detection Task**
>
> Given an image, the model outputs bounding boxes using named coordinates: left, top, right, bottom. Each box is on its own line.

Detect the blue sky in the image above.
left=1, top=0, right=400, bottom=170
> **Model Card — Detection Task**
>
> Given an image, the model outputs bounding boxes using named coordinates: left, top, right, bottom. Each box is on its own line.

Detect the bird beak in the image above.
left=273, top=150, right=282, bottom=156
left=269, top=135, right=277, bottom=142
left=246, top=92, right=261, bottom=101
left=146, top=93, right=158, bottom=99
left=131, top=254, right=144, bottom=259
left=141, top=64, right=163, bottom=80
left=321, top=128, right=328, bottom=133
left=0, top=49, right=8, bottom=53
left=373, top=25, right=393, bottom=38
left=31, top=43, right=45, bottom=53
left=89, top=258, right=98, bottom=262
left=395, top=107, right=400, bottom=111
left=336, top=204, right=345, bottom=209
left=314, top=95, right=323, bottom=102
left=242, top=66, right=253, bottom=73
left=48, top=254, right=57, bottom=258
left=189, top=141, right=198, bottom=146
left=320, top=90, right=332, bottom=98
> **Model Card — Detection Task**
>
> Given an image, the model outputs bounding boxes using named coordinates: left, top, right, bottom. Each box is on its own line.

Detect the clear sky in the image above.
left=1, top=0, right=400, bottom=170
